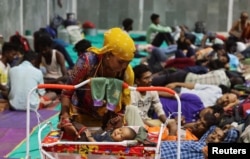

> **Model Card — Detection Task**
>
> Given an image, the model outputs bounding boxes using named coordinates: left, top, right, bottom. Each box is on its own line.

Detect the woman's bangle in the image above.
left=78, top=126, right=87, bottom=135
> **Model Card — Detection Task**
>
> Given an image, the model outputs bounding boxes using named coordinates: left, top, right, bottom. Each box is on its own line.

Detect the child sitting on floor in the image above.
left=72, top=121, right=137, bottom=142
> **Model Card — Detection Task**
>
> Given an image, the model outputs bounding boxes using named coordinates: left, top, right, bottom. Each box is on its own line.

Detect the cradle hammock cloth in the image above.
left=91, top=78, right=123, bottom=111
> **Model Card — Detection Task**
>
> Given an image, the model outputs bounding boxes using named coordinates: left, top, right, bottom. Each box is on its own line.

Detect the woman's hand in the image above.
left=105, top=114, right=124, bottom=131
left=64, top=124, right=80, bottom=139
left=57, top=117, right=80, bottom=139
left=85, top=129, right=96, bottom=142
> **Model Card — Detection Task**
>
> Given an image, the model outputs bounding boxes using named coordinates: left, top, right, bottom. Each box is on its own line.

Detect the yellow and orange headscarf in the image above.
left=87, top=27, right=136, bottom=61
left=87, top=27, right=136, bottom=112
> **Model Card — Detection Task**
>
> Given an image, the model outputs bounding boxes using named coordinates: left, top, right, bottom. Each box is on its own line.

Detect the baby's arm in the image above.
left=85, top=129, right=96, bottom=142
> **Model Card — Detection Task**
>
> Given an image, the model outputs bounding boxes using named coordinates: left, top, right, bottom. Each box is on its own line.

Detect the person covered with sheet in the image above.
left=58, top=28, right=136, bottom=139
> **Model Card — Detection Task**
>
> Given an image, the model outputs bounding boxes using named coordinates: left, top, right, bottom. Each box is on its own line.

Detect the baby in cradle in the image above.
left=72, top=121, right=136, bottom=142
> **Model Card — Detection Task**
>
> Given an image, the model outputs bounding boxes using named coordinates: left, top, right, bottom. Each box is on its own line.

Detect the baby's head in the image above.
left=111, top=127, right=136, bottom=142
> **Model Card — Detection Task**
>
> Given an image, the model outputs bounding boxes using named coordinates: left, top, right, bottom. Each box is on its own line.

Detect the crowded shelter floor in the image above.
left=1, top=30, right=250, bottom=159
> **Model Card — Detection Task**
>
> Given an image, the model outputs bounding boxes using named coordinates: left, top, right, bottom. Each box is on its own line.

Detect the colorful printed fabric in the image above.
left=42, top=130, right=156, bottom=158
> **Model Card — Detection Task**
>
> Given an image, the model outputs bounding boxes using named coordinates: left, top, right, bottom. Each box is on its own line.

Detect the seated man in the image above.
left=229, top=11, right=250, bottom=42
left=35, top=35, right=68, bottom=84
left=122, top=18, right=146, bottom=41
left=125, top=64, right=167, bottom=127
left=175, top=32, right=196, bottom=59
left=33, top=28, right=75, bottom=69
left=146, top=13, right=174, bottom=47
left=0, top=42, right=18, bottom=99
left=8, top=50, right=57, bottom=110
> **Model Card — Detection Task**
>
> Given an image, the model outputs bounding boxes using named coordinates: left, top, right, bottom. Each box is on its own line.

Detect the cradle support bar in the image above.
left=38, top=122, right=53, bottom=159
left=37, top=84, right=75, bottom=90
left=42, top=140, right=139, bottom=147
left=136, top=86, right=176, bottom=95
left=175, top=93, right=182, bottom=159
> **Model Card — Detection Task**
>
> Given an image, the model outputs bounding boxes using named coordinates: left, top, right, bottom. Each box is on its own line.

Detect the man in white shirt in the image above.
left=125, top=64, right=167, bottom=127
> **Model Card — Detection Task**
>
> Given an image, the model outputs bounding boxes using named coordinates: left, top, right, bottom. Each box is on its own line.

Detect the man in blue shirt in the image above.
left=8, top=50, right=57, bottom=110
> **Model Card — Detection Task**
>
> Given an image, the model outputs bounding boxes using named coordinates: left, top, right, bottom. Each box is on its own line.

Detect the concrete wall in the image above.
left=0, top=0, right=250, bottom=40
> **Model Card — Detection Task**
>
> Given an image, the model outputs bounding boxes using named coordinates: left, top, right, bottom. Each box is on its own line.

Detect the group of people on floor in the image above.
left=1, top=10, right=250, bottom=159
left=0, top=12, right=92, bottom=111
